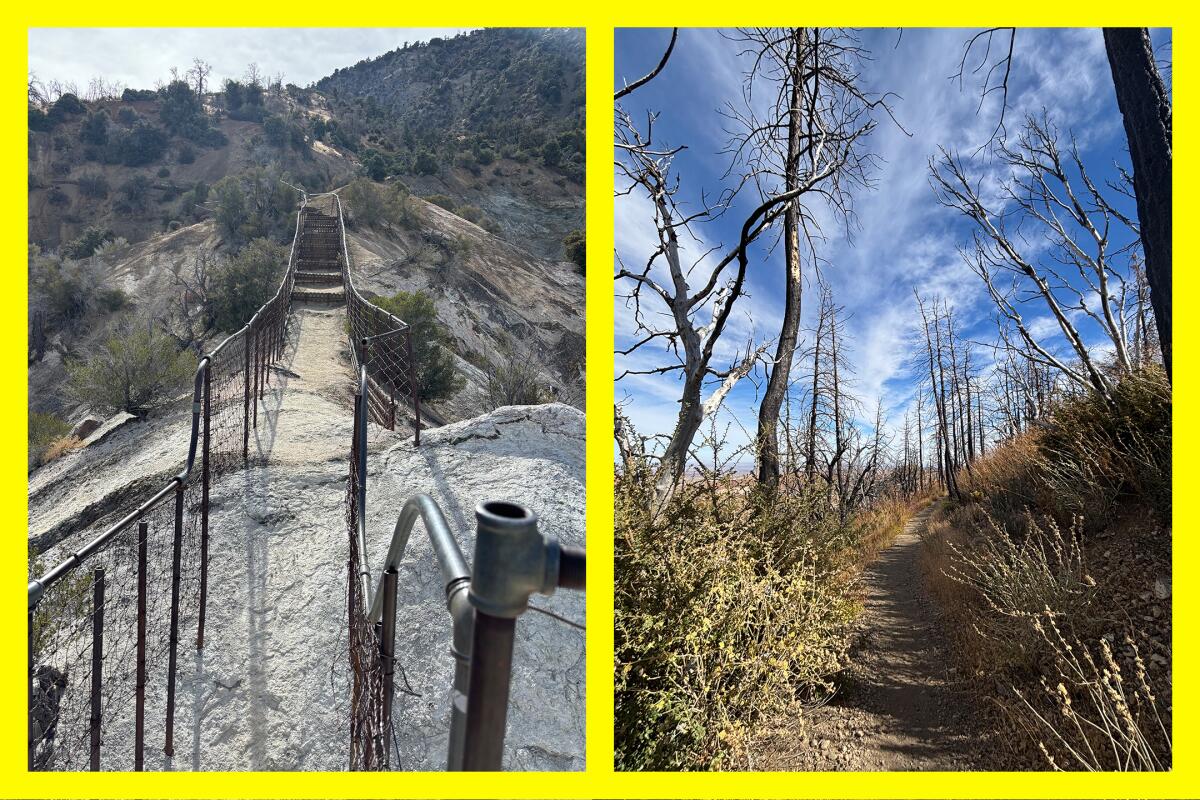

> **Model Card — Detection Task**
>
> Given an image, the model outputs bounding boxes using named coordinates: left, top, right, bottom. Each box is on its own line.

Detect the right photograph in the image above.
left=613, top=27, right=1172, bottom=772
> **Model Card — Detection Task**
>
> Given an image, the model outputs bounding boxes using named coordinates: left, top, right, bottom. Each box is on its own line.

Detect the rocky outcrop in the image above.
left=28, top=307, right=584, bottom=772
left=347, top=199, right=584, bottom=423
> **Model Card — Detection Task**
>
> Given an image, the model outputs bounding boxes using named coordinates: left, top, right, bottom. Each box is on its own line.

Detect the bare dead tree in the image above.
left=931, top=114, right=1143, bottom=400
left=1128, top=254, right=1159, bottom=368
left=804, top=286, right=832, bottom=480
left=915, top=388, right=925, bottom=492
left=916, top=292, right=961, bottom=500
left=1103, top=28, right=1172, bottom=380
left=955, top=27, right=1171, bottom=378
left=954, top=28, right=1016, bottom=148
left=245, top=62, right=264, bottom=88
left=823, top=292, right=866, bottom=504
left=721, top=28, right=897, bottom=489
left=188, top=58, right=213, bottom=97
left=85, top=76, right=125, bottom=102
left=32, top=76, right=69, bottom=105
left=28, top=72, right=48, bottom=107
left=989, top=326, right=1062, bottom=438
left=158, top=252, right=216, bottom=353
left=614, top=28, right=678, bottom=100
left=615, top=97, right=829, bottom=512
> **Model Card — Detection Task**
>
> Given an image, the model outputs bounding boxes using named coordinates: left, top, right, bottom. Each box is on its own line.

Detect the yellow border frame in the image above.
left=2, top=6, right=1192, bottom=798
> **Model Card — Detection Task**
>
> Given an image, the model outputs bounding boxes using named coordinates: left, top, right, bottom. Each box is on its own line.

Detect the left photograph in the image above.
left=27, top=27, right=585, bottom=772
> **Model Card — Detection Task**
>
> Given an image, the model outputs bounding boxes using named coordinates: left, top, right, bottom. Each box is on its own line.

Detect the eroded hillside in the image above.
left=348, top=192, right=584, bottom=420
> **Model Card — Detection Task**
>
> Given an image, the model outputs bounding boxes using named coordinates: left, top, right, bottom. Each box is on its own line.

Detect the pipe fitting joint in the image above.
left=469, top=501, right=558, bottom=619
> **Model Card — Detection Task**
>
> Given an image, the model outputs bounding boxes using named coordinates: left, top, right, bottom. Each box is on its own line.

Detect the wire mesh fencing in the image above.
left=345, top=382, right=389, bottom=771
left=318, top=189, right=424, bottom=770
left=333, top=195, right=422, bottom=440
left=27, top=199, right=305, bottom=771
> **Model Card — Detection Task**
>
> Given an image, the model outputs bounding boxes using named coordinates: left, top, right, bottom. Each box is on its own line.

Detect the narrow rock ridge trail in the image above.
left=32, top=199, right=584, bottom=772
left=119, top=303, right=366, bottom=771
left=108, top=302, right=584, bottom=771
left=755, top=502, right=996, bottom=771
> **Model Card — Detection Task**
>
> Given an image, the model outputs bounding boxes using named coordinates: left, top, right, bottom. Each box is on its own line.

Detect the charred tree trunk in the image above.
left=830, top=307, right=845, bottom=501
left=916, top=392, right=925, bottom=492
left=757, top=29, right=808, bottom=488
left=805, top=303, right=826, bottom=481
left=1104, top=27, right=1172, bottom=379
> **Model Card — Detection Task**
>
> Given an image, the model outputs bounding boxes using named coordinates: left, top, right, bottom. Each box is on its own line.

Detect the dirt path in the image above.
left=755, top=503, right=996, bottom=771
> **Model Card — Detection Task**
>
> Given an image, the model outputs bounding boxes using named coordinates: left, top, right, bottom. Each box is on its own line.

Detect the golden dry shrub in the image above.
left=1037, top=366, right=1171, bottom=529
left=923, top=365, right=1172, bottom=769
left=957, top=430, right=1047, bottom=528
left=614, top=469, right=858, bottom=770
left=959, top=366, right=1171, bottom=533
left=944, top=511, right=1097, bottom=670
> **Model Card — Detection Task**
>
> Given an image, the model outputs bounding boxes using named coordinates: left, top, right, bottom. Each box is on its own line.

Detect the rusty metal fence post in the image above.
left=266, top=315, right=273, bottom=388
left=406, top=330, right=421, bottom=446
left=378, top=568, right=398, bottom=768
left=27, top=609, right=34, bottom=770
left=89, top=568, right=105, bottom=771
left=243, top=326, right=251, bottom=461
left=164, top=486, right=183, bottom=757
left=198, top=366, right=211, bottom=650
left=253, top=325, right=261, bottom=426
left=135, top=520, right=147, bottom=771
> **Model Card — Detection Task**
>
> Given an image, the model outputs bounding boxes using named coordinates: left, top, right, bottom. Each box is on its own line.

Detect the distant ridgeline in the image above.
left=313, top=28, right=585, bottom=183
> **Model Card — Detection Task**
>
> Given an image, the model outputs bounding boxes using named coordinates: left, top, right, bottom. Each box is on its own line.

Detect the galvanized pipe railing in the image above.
left=350, top=362, right=586, bottom=771
left=27, top=194, right=309, bottom=770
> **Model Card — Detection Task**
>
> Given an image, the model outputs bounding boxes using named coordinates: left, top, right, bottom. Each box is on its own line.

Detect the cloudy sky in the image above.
left=614, top=27, right=1169, bottom=466
left=28, top=28, right=475, bottom=92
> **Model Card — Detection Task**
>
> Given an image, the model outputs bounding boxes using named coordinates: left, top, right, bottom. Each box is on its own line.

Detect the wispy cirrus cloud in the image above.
left=615, top=27, right=1157, bottom=461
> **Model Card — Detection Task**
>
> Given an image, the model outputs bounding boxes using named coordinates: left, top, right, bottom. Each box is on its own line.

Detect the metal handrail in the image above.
left=328, top=192, right=410, bottom=338
left=354, top=369, right=464, bottom=621
left=321, top=190, right=421, bottom=438
left=350, top=362, right=473, bottom=770
left=28, top=196, right=309, bottom=609
left=349, top=354, right=587, bottom=771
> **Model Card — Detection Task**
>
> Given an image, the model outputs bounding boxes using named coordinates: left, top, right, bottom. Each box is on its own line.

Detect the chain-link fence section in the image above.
left=27, top=199, right=306, bottom=771
left=322, top=191, right=414, bottom=770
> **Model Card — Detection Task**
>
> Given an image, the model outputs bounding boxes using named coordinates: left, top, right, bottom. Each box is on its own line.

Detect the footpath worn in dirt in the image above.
left=755, top=503, right=996, bottom=771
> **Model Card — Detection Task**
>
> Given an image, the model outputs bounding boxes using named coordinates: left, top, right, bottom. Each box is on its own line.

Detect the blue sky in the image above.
left=614, top=27, right=1168, bottom=463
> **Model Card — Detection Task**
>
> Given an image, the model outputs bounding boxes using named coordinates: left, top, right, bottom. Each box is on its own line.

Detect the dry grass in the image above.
left=945, top=512, right=1097, bottom=670
left=918, top=367, right=1171, bottom=770
left=42, top=435, right=83, bottom=463
left=1012, top=613, right=1171, bottom=770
